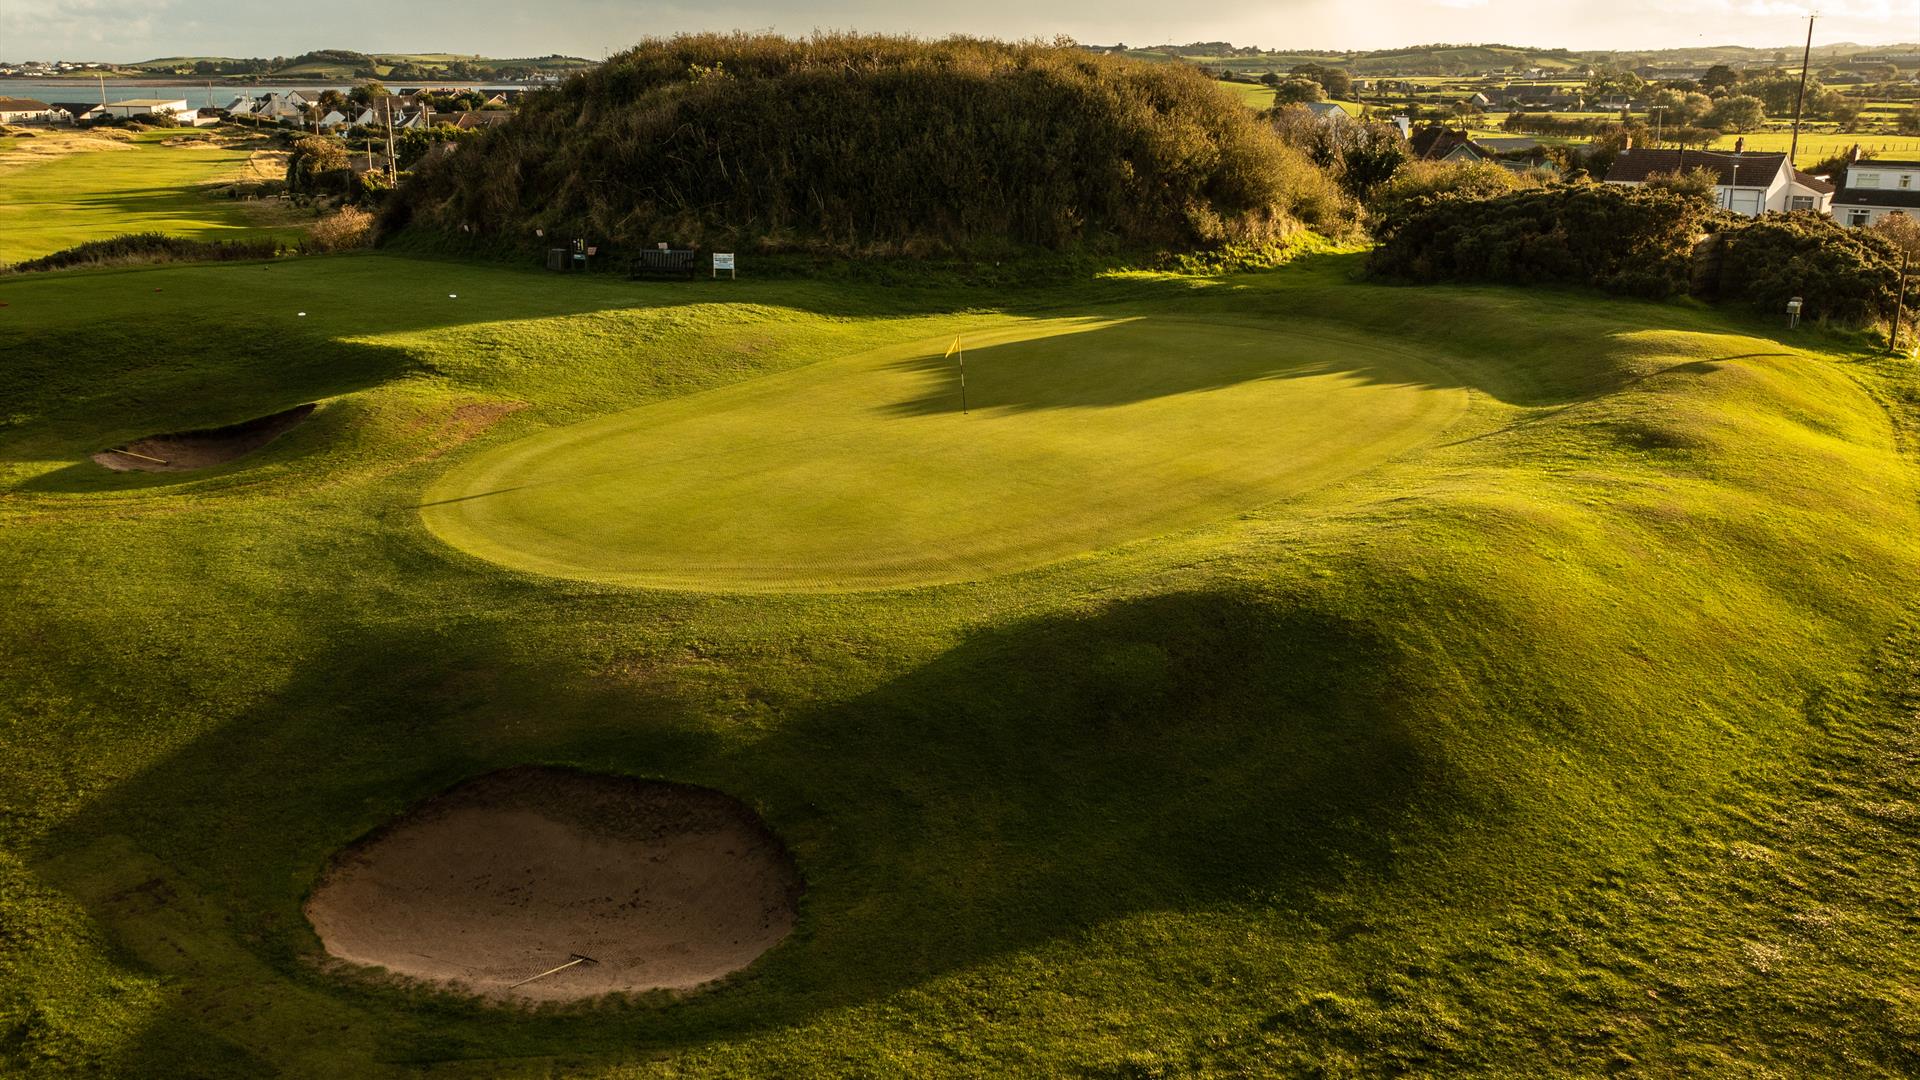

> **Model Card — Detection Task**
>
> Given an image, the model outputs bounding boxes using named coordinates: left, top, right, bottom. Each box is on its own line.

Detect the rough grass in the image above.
left=0, top=130, right=304, bottom=263
left=3, top=251, right=1920, bottom=1077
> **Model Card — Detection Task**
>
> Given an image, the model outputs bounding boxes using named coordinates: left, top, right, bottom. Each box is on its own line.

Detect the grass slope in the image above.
left=3, top=252, right=1920, bottom=1077
left=0, top=131, right=301, bottom=263
left=422, top=316, right=1466, bottom=589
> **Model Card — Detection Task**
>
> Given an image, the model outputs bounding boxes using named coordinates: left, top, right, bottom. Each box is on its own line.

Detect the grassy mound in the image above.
left=4, top=253, right=1920, bottom=1076
left=385, top=34, right=1336, bottom=257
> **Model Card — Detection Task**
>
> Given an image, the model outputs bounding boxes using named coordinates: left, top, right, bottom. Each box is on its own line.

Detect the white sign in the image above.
left=713, top=253, right=735, bottom=270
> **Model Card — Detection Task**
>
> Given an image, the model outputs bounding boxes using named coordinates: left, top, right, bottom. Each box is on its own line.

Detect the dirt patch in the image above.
left=93, top=404, right=315, bottom=472
left=304, top=766, right=803, bottom=1002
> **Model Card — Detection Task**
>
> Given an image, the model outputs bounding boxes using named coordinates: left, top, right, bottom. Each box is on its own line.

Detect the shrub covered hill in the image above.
left=383, top=34, right=1337, bottom=258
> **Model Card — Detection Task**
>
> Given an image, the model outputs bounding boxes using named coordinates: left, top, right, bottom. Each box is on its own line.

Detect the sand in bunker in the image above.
left=93, top=403, right=315, bottom=473
left=305, top=767, right=802, bottom=1002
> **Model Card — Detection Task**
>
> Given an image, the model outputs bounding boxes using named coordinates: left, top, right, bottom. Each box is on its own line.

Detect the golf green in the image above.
left=421, top=315, right=1467, bottom=589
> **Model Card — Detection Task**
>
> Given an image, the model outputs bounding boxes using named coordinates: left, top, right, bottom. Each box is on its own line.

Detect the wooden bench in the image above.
left=630, top=249, right=699, bottom=280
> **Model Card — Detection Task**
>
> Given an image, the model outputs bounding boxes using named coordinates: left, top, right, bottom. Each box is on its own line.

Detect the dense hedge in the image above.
left=3, top=233, right=281, bottom=273
left=1713, top=214, right=1919, bottom=327
left=1368, top=184, right=1716, bottom=298
left=384, top=34, right=1329, bottom=257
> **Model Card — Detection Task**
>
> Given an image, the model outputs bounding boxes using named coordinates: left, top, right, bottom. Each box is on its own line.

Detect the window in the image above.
left=1848, top=210, right=1871, bottom=227
left=1790, top=196, right=1814, bottom=211
left=1856, top=173, right=1881, bottom=188
left=1903, top=174, right=1915, bottom=190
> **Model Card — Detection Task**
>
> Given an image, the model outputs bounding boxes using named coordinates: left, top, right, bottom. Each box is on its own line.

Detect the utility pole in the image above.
left=384, top=97, right=397, bottom=183
left=1788, top=14, right=1816, bottom=169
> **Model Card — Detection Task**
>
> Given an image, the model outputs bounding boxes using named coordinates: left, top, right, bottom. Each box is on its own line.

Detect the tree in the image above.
left=1705, top=95, right=1766, bottom=134
left=1290, top=62, right=1351, bottom=98
left=1701, top=64, right=1739, bottom=91
left=348, top=80, right=389, bottom=108
left=1869, top=213, right=1920, bottom=259
left=1826, top=98, right=1864, bottom=130
left=287, top=135, right=348, bottom=193
left=318, top=89, right=346, bottom=111
left=1587, top=68, right=1645, bottom=98
left=1273, top=77, right=1325, bottom=105
left=1899, top=103, right=1920, bottom=137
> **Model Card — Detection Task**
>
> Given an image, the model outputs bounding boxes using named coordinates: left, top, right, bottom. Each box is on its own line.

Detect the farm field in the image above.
left=1705, top=129, right=1920, bottom=166
left=0, top=129, right=304, bottom=263
left=7, top=249, right=1920, bottom=1076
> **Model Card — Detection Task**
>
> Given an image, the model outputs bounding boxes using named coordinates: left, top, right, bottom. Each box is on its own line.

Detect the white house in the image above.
left=48, top=101, right=105, bottom=125
left=1604, top=144, right=1794, bottom=217
left=99, top=98, right=195, bottom=122
left=1302, top=101, right=1348, bottom=125
left=0, top=97, right=54, bottom=123
left=1830, top=150, right=1920, bottom=228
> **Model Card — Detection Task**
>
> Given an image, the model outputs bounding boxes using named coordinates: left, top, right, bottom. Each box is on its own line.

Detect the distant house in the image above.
left=1604, top=144, right=1795, bottom=216
left=0, top=97, right=54, bottom=123
left=446, top=110, right=514, bottom=130
left=1465, top=92, right=1491, bottom=108
left=99, top=98, right=196, bottom=123
left=317, top=109, right=350, bottom=130
left=1301, top=101, right=1348, bottom=126
left=1830, top=150, right=1920, bottom=227
left=49, top=101, right=104, bottom=125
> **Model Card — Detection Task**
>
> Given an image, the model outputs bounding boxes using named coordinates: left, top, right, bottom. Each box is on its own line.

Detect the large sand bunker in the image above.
left=304, top=767, right=802, bottom=1002
left=93, top=403, right=315, bottom=472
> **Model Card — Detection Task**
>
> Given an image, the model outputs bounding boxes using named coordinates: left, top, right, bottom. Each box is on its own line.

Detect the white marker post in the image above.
left=713, top=252, right=735, bottom=280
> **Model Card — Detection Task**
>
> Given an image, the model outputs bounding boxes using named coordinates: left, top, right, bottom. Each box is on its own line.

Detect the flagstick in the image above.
left=959, top=342, right=967, bottom=415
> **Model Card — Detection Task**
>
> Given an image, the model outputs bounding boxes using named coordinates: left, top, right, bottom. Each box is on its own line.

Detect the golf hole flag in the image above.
left=946, top=338, right=968, bottom=414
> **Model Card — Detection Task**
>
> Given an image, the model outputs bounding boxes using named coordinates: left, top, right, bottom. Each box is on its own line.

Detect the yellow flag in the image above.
left=944, top=338, right=961, bottom=359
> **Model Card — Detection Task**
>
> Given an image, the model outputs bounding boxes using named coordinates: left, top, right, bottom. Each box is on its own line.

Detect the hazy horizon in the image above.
left=4, top=0, right=1913, bottom=65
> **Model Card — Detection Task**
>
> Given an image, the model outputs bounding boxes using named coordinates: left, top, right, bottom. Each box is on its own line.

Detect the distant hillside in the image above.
left=388, top=34, right=1332, bottom=258
left=126, top=50, right=594, bottom=81
left=1102, top=40, right=1920, bottom=76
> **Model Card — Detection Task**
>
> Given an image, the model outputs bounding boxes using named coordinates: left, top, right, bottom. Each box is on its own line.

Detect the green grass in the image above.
left=1217, top=81, right=1273, bottom=109
left=5, top=251, right=1920, bottom=1076
left=0, top=132, right=303, bottom=263
left=1705, top=130, right=1920, bottom=167
left=423, top=316, right=1465, bottom=589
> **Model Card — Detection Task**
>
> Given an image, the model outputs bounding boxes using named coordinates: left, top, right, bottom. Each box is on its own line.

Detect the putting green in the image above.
left=420, top=316, right=1468, bottom=590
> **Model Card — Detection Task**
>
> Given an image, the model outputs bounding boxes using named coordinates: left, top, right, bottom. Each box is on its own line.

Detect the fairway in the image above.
left=421, top=316, right=1466, bottom=589
left=0, top=132, right=301, bottom=262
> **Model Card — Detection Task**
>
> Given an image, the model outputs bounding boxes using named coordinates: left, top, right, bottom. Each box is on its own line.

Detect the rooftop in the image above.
left=1605, top=148, right=1788, bottom=188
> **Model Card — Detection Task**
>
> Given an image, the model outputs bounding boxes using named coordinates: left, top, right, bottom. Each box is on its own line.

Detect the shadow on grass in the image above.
left=36, top=586, right=1482, bottom=1071
left=3, top=332, right=416, bottom=495
left=877, top=316, right=1455, bottom=416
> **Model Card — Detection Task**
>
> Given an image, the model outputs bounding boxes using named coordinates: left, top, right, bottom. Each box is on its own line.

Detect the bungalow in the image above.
left=0, top=97, right=54, bottom=123
left=1830, top=150, right=1920, bottom=228
left=49, top=101, right=105, bottom=125
left=99, top=98, right=195, bottom=122
left=1604, top=144, right=1795, bottom=216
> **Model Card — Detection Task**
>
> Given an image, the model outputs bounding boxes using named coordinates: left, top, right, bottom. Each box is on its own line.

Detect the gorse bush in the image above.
left=1365, top=160, right=1540, bottom=234
left=386, top=33, right=1334, bottom=257
left=3, top=233, right=281, bottom=273
left=306, top=207, right=375, bottom=252
left=1368, top=183, right=1715, bottom=298
left=1712, top=214, right=1919, bottom=327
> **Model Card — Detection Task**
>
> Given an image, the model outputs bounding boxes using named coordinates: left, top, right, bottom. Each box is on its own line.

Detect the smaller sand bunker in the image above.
left=92, top=403, right=315, bottom=472
left=305, top=767, right=803, bottom=1002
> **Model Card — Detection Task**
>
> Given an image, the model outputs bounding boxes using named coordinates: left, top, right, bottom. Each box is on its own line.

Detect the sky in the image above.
left=4, top=0, right=1915, bottom=63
